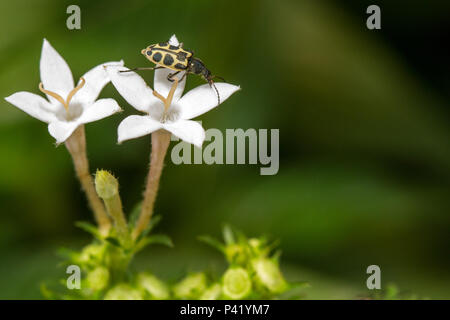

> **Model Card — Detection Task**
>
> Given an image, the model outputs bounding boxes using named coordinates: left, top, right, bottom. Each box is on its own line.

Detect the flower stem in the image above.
left=65, top=125, right=111, bottom=234
left=132, top=129, right=171, bottom=240
left=132, top=80, right=179, bottom=240
left=132, top=79, right=179, bottom=240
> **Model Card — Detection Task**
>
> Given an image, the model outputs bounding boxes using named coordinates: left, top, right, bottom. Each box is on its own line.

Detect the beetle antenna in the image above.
left=214, top=75, right=226, bottom=82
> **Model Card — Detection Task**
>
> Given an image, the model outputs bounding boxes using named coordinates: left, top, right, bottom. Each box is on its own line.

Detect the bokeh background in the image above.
left=0, top=0, right=449, bottom=299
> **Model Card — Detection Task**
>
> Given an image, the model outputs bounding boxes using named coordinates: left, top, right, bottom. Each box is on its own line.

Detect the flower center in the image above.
left=38, top=77, right=85, bottom=112
left=152, top=78, right=179, bottom=123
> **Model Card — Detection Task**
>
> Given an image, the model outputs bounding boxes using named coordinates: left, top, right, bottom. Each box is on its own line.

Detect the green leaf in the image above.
left=56, top=247, right=80, bottom=267
left=234, top=228, right=248, bottom=244
left=222, top=224, right=235, bottom=245
left=197, top=235, right=225, bottom=252
left=105, top=236, right=121, bottom=247
left=136, top=215, right=162, bottom=242
left=57, top=247, right=78, bottom=260
left=134, top=234, right=173, bottom=253
left=271, top=249, right=282, bottom=262
left=75, top=221, right=101, bottom=239
left=40, top=283, right=61, bottom=300
left=277, top=282, right=310, bottom=300
left=128, top=202, right=142, bottom=228
left=128, top=203, right=162, bottom=241
left=289, top=281, right=310, bottom=289
left=143, top=215, right=162, bottom=235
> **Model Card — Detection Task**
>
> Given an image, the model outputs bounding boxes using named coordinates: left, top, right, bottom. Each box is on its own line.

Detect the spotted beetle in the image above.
left=122, top=41, right=225, bottom=104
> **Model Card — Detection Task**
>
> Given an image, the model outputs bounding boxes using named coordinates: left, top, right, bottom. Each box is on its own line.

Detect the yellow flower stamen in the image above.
left=38, top=83, right=66, bottom=109
left=67, top=77, right=85, bottom=107
left=153, top=78, right=179, bottom=113
left=39, top=77, right=85, bottom=111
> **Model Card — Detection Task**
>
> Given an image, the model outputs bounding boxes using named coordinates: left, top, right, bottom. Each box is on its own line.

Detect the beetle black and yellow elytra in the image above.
left=121, top=40, right=225, bottom=104
left=143, top=42, right=193, bottom=72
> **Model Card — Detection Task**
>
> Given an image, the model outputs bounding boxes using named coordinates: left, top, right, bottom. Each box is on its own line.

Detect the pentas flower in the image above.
left=4, top=39, right=122, bottom=144
left=105, top=35, right=240, bottom=148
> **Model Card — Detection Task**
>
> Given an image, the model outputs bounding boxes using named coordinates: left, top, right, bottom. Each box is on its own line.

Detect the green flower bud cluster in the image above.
left=196, top=225, right=292, bottom=299
left=44, top=223, right=296, bottom=300
left=173, top=273, right=208, bottom=299
left=137, top=273, right=170, bottom=300
left=104, top=284, right=143, bottom=300
left=102, top=272, right=173, bottom=300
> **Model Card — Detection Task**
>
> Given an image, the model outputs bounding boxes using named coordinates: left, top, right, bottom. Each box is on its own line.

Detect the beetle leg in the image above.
left=170, top=71, right=187, bottom=83
left=179, top=72, right=188, bottom=82
left=120, top=66, right=164, bottom=73
left=167, top=71, right=181, bottom=82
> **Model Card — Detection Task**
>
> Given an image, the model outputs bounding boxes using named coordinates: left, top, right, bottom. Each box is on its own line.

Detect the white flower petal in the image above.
left=154, top=68, right=186, bottom=102
left=4, top=91, right=57, bottom=123
left=118, top=115, right=162, bottom=143
left=40, top=39, right=74, bottom=103
left=178, top=83, right=240, bottom=120
left=163, top=120, right=205, bottom=148
left=73, top=61, right=124, bottom=105
left=48, top=120, right=79, bottom=144
left=169, top=34, right=179, bottom=46
left=105, top=65, right=162, bottom=114
left=78, top=98, right=121, bottom=124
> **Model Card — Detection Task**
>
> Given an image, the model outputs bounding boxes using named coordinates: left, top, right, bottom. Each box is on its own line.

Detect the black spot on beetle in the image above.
left=169, top=45, right=179, bottom=50
left=174, top=63, right=187, bottom=70
left=158, top=42, right=168, bottom=47
left=163, top=54, right=174, bottom=66
left=146, top=50, right=152, bottom=56
left=153, top=52, right=162, bottom=62
left=176, top=51, right=187, bottom=60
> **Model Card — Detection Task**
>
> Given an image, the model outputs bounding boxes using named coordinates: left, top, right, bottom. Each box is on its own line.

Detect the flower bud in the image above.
left=79, top=243, right=105, bottom=264
left=95, top=170, right=128, bottom=235
left=200, top=283, right=222, bottom=300
left=224, top=244, right=247, bottom=265
left=137, top=272, right=170, bottom=300
left=248, top=238, right=261, bottom=249
left=87, top=266, right=110, bottom=291
left=173, top=272, right=207, bottom=299
left=222, top=267, right=251, bottom=299
left=252, top=258, right=287, bottom=294
left=95, top=170, right=119, bottom=199
left=104, top=284, right=143, bottom=300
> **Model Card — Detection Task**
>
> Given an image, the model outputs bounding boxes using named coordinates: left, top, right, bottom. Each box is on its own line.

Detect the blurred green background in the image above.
left=0, top=0, right=449, bottom=299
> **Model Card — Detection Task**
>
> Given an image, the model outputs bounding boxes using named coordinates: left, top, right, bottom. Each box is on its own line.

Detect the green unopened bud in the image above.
left=87, top=266, right=110, bottom=291
left=137, top=273, right=170, bottom=300
left=224, top=244, right=247, bottom=265
left=173, top=272, right=207, bottom=299
left=95, top=170, right=119, bottom=199
left=222, top=267, right=251, bottom=299
left=104, top=284, right=143, bottom=300
left=248, top=238, right=261, bottom=249
left=95, top=170, right=127, bottom=236
left=79, top=243, right=105, bottom=264
left=200, top=283, right=222, bottom=300
left=253, top=258, right=288, bottom=294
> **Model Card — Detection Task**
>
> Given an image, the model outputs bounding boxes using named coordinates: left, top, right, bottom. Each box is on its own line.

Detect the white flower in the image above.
left=106, top=35, right=240, bottom=148
left=4, top=39, right=122, bottom=144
